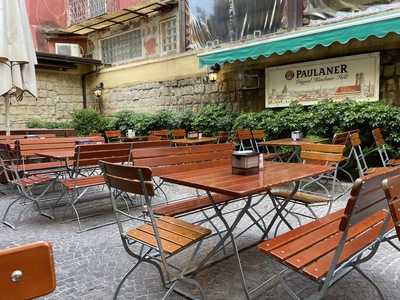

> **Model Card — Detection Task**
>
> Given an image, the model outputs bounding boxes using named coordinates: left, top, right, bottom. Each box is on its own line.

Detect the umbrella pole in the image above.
left=4, top=94, right=10, bottom=136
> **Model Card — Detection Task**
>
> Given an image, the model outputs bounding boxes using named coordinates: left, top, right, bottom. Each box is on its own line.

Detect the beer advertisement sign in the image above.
left=265, top=52, right=380, bottom=108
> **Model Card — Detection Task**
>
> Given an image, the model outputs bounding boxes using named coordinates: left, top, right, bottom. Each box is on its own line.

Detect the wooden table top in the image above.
left=121, top=136, right=148, bottom=142
left=171, top=137, right=217, bottom=145
left=160, top=162, right=332, bottom=197
left=35, top=150, right=75, bottom=160
left=259, top=137, right=327, bottom=147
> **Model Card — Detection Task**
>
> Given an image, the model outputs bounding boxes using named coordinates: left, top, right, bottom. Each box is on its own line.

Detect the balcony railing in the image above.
left=68, top=0, right=120, bottom=25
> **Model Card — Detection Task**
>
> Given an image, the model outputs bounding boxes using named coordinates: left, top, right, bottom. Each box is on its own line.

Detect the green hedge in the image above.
left=26, top=119, right=72, bottom=129
left=25, top=101, right=400, bottom=153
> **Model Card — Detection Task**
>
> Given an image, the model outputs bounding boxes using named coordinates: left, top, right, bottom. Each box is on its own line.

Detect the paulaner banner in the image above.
left=265, top=52, right=380, bottom=108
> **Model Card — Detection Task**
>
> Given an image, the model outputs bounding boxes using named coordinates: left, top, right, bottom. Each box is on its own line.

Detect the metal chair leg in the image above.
left=353, top=265, right=385, bottom=300
left=113, top=258, right=146, bottom=300
left=2, top=196, right=22, bottom=229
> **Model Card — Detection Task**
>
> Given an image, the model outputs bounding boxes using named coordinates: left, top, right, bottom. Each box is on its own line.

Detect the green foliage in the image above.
left=26, top=119, right=72, bottom=129
left=192, top=104, right=237, bottom=136
left=71, top=109, right=108, bottom=136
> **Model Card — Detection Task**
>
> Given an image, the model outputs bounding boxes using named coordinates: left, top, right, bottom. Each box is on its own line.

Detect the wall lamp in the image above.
left=208, top=63, right=221, bottom=83
left=93, top=82, right=104, bottom=98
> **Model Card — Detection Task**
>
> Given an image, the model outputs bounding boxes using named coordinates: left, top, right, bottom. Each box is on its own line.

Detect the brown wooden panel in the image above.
left=0, top=241, right=56, bottom=299
left=127, top=228, right=180, bottom=254
left=131, top=140, right=170, bottom=148
left=372, top=128, right=385, bottom=146
left=150, top=159, right=231, bottom=177
left=159, top=216, right=211, bottom=235
left=138, top=224, right=193, bottom=245
left=171, top=129, right=186, bottom=139
left=301, top=143, right=345, bottom=154
left=349, top=132, right=361, bottom=147
left=258, top=210, right=344, bottom=253
left=383, top=175, right=400, bottom=240
left=301, top=151, right=344, bottom=164
left=62, top=175, right=105, bottom=189
left=105, top=174, right=154, bottom=196
left=252, top=130, right=265, bottom=140
left=156, top=220, right=205, bottom=240
left=303, top=219, right=392, bottom=280
left=236, top=129, right=252, bottom=140
left=105, top=130, right=121, bottom=138
left=285, top=210, right=387, bottom=269
left=78, top=143, right=132, bottom=152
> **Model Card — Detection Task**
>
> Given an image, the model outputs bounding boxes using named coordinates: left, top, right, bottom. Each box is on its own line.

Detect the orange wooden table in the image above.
left=160, top=161, right=331, bottom=297
left=35, top=150, right=75, bottom=160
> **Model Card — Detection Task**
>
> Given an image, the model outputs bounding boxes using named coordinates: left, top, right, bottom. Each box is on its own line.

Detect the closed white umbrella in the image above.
left=0, top=0, right=37, bottom=135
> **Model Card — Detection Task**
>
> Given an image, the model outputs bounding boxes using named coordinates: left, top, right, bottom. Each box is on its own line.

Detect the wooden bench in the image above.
left=258, top=167, right=400, bottom=299
left=132, top=143, right=237, bottom=217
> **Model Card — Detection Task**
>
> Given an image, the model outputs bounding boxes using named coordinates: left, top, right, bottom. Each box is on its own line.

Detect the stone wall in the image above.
left=380, top=49, right=400, bottom=106
left=0, top=70, right=83, bottom=129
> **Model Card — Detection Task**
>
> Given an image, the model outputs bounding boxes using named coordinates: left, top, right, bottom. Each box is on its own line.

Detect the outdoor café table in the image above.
left=160, top=161, right=332, bottom=299
left=171, top=137, right=217, bottom=146
left=259, top=137, right=327, bottom=162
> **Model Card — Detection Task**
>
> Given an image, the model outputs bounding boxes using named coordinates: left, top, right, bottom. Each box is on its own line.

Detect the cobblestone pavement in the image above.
left=1, top=182, right=400, bottom=300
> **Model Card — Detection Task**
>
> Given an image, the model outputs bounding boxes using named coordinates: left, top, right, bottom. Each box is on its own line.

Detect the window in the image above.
left=55, top=43, right=81, bottom=57
left=101, top=29, right=142, bottom=64
left=160, top=18, right=177, bottom=54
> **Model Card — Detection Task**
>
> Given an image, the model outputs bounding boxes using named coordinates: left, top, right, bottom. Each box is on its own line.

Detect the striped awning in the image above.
left=198, top=10, right=400, bottom=67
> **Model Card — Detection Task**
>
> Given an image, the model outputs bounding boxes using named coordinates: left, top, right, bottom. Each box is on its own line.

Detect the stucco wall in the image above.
left=87, top=34, right=400, bottom=115
left=0, top=70, right=83, bottom=129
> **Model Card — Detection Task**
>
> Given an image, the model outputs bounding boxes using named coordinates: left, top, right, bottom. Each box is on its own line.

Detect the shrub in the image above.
left=26, top=119, right=72, bottom=129
left=71, top=109, right=108, bottom=136
left=192, top=104, right=237, bottom=136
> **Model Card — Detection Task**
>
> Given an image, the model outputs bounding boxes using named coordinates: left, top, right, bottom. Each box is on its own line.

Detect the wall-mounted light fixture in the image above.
left=93, top=82, right=104, bottom=98
left=208, top=63, right=221, bottom=83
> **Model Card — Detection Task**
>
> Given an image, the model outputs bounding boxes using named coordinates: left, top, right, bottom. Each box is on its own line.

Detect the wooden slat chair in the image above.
left=101, top=161, right=210, bottom=299
left=0, top=241, right=56, bottom=299
left=372, top=128, right=400, bottom=167
left=252, top=129, right=280, bottom=161
left=105, top=130, right=122, bottom=143
left=60, top=143, right=134, bottom=232
left=151, top=129, right=170, bottom=140
left=258, top=168, right=400, bottom=300
left=236, top=129, right=255, bottom=151
left=272, top=143, right=349, bottom=221
left=216, top=131, right=229, bottom=144
left=171, top=128, right=186, bottom=139
left=0, top=154, right=56, bottom=230
left=382, top=175, right=400, bottom=250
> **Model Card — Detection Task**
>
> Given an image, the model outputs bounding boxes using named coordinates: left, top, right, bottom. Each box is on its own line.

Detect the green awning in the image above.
left=198, top=10, right=400, bottom=67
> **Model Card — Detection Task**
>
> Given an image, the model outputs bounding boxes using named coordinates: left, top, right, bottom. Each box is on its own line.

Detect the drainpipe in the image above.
left=81, top=65, right=99, bottom=109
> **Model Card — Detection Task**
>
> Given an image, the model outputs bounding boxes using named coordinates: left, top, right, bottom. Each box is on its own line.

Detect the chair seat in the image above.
left=153, top=193, right=236, bottom=217
left=61, top=175, right=105, bottom=190
left=272, top=190, right=330, bottom=204
left=258, top=209, right=393, bottom=281
left=127, top=216, right=211, bottom=254
left=13, top=174, right=52, bottom=187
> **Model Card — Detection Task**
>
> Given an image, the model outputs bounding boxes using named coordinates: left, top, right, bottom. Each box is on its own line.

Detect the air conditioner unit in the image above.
left=55, top=43, right=82, bottom=57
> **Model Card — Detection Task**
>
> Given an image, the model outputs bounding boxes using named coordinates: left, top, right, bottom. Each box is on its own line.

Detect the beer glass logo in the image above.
left=285, top=70, right=295, bottom=80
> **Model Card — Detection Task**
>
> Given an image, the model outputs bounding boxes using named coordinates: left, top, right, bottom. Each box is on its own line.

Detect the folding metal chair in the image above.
left=258, top=168, right=400, bottom=300
left=101, top=161, right=210, bottom=299
left=236, top=129, right=254, bottom=151
left=349, top=131, right=371, bottom=177
left=0, top=155, right=56, bottom=230
left=382, top=175, right=400, bottom=251
left=271, top=143, right=350, bottom=229
left=373, top=128, right=400, bottom=167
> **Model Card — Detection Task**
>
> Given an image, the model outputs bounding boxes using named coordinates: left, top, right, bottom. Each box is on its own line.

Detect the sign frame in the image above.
left=265, top=52, right=380, bottom=108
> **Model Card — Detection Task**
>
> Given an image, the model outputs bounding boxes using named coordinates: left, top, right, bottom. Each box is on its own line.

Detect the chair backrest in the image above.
left=131, top=140, right=170, bottom=149
left=339, top=168, right=400, bottom=231
left=132, top=143, right=234, bottom=176
left=349, top=131, right=369, bottom=177
left=101, top=161, right=154, bottom=196
left=300, top=143, right=345, bottom=165
left=372, top=128, right=385, bottom=146
left=217, top=131, right=229, bottom=144
left=236, top=129, right=254, bottom=151
left=105, top=130, right=121, bottom=142
left=74, top=143, right=133, bottom=170
left=151, top=129, right=169, bottom=140
left=382, top=174, right=400, bottom=241
left=171, top=129, right=186, bottom=139
left=0, top=241, right=56, bottom=299
left=251, top=129, right=265, bottom=141
left=16, top=136, right=105, bottom=157
left=332, top=129, right=359, bottom=146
